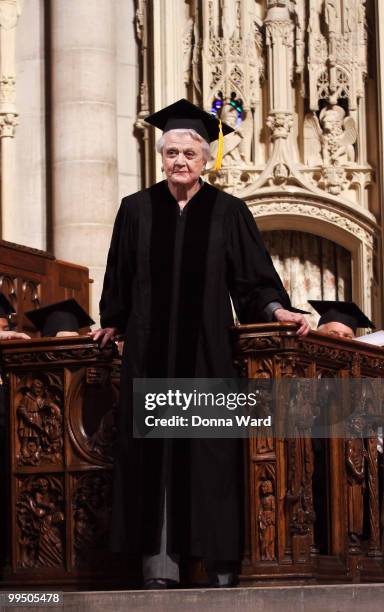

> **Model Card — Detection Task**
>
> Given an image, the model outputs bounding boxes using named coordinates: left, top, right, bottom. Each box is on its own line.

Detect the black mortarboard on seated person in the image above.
left=0, top=293, right=15, bottom=317
left=308, top=300, right=374, bottom=333
left=145, top=98, right=235, bottom=170
left=24, top=298, right=95, bottom=337
left=290, top=307, right=311, bottom=314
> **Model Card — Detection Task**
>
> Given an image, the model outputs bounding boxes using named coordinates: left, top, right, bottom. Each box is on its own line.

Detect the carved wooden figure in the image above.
left=16, top=376, right=63, bottom=466
left=16, top=476, right=64, bottom=568
left=258, top=479, right=276, bottom=561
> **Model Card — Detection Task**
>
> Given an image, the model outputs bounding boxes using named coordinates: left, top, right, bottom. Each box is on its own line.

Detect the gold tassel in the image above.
left=213, top=119, right=223, bottom=171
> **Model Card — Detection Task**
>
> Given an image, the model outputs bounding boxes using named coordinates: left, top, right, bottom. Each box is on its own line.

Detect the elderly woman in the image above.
left=92, top=99, right=309, bottom=588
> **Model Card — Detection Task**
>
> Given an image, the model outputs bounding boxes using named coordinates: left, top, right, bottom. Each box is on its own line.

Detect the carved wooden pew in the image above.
left=0, top=240, right=90, bottom=334
left=234, top=323, right=384, bottom=584
left=0, top=336, right=139, bottom=589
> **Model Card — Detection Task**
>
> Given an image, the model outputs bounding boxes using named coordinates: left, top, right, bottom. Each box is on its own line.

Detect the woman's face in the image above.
left=162, top=132, right=206, bottom=189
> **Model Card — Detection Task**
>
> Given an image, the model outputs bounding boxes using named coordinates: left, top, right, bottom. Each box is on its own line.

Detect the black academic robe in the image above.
left=100, top=180, right=291, bottom=562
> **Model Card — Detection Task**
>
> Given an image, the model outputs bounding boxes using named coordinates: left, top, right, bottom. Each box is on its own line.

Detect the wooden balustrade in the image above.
left=0, top=325, right=383, bottom=588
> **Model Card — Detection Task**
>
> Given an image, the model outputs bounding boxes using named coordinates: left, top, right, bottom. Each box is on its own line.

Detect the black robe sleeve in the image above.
left=226, top=198, right=291, bottom=324
left=99, top=198, right=135, bottom=332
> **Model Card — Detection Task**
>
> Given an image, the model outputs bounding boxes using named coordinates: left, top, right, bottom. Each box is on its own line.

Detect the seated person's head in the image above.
left=309, top=300, right=374, bottom=339
left=317, top=320, right=354, bottom=339
left=25, top=299, right=94, bottom=337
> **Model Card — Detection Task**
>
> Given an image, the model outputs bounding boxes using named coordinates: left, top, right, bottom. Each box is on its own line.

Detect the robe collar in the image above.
left=163, top=177, right=207, bottom=210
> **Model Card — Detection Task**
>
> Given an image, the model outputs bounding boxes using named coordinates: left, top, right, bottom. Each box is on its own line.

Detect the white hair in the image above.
left=156, top=128, right=213, bottom=162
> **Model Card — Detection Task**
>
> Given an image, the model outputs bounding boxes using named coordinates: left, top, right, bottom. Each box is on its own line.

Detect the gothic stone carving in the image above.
left=304, top=104, right=357, bottom=195
left=266, top=112, right=294, bottom=141
left=0, top=111, right=18, bottom=137
left=303, top=1, right=370, bottom=198
left=0, top=74, right=15, bottom=105
left=0, top=0, right=21, bottom=137
left=0, top=0, right=21, bottom=30
left=140, top=0, right=371, bottom=203
left=248, top=199, right=375, bottom=249
left=202, top=0, right=264, bottom=189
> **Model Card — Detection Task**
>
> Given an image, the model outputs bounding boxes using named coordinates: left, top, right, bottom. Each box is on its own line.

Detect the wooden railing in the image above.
left=1, top=325, right=384, bottom=588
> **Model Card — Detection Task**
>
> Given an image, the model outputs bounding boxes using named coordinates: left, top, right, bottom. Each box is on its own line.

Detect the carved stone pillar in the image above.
left=134, top=0, right=152, bottom=188
left=0, top=0, right=21, bottom=239
left=151, top=0, right=190, bottom=181
left=241, top=0, right=298, bottom=192
left=264, top=1, right=294, bottom=116
left=263, top=0, right=296, bottom=167
left=50, top=0, right=118, bottom=321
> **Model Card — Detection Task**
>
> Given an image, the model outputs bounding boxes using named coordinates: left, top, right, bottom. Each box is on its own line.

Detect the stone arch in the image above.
left=244, top=195, right=376, bottom=320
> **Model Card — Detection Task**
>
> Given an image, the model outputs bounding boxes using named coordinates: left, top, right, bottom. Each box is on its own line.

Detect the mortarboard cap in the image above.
left=25, top=298, right=95, bottom=337
left=290, top=306, right=311, bottom=315
left=0, top=293, right=15, bottom=317
left=145, top=98, right=235, bottom=170
left=308, top=300, right=374, bottom=333
left=145, top=98, right=234, bottom=143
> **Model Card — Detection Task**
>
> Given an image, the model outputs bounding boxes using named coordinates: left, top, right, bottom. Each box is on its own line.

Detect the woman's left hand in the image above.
left=273, top=308, right=311, bottom=336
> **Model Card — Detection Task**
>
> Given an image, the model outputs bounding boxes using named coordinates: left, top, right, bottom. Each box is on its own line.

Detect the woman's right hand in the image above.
left=89, top=327, right=118, bottom=348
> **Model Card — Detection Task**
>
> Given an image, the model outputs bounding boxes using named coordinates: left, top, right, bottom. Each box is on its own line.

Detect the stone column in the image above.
left=152, top=0, right=190, bottom=181
left=50, top=0, right=118, bottom=323
left=0, top=0, right=21, bottom=239
left=116, top=0, right=140, bottom=200
left=376, top=0, right=384, bottom=326
left=15, top=0, right=46, bottom=249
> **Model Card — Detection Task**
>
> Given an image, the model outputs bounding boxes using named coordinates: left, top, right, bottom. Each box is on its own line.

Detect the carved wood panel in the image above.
left=71, top=471, right=113, bottom=568
left=234, top=324, right=384, bottom=583
left=14, top=373, right=63, bottom=467
left=0, top=337, right=132, bottom=588
left=15, top=475, right=65, bottom=569
left=0, top=240, right=90, bottom=334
